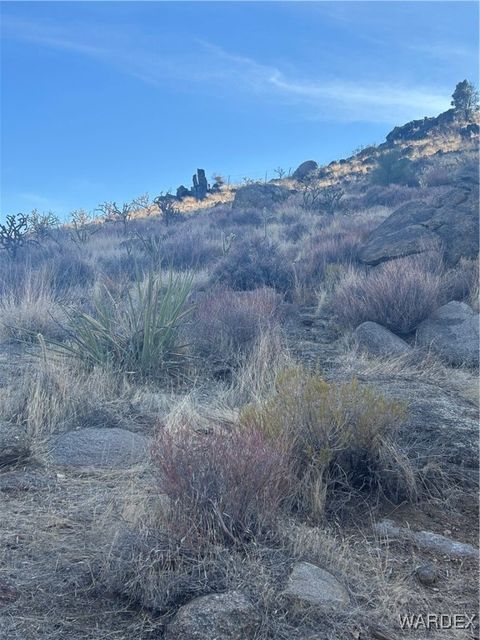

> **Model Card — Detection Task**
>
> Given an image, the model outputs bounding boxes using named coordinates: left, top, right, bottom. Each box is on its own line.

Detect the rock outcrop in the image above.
left=359, top=176, right=479, bottom=266
left=416, top=301, right=479, bottom=367
left=292, top=160, right=318, bottom=181
left=192, top=169, right=208, bottom=200
left=232, top=183, right=291, bottom=210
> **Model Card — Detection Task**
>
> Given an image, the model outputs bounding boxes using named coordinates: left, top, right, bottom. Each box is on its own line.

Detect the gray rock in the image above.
left=356, top=377, right=478, bottom=486
left=283, top=562, right=350, bottom=607
left=0, top=423, right=29, bottom=468
left=165, top=591, right=260, bottom=640
left=374, top=519, right=479, bottom=559
left=193, top=169, right=208, bottom=200
left=359, top=180, right=479, bottom=266
left=354, top=321, right=413, bottom=358
left=292, top=160, right=318, bottom=181
left=416, top=301, right=479, bottom=367
left=51, top=428, right=149, bottom=469
left=0, top=470, right=54, bottom=492
left=176, top=185, right=191, bottom=199
left=415, top=563, right=439, bottom=586
left=232, top=183, right=291, bottom=210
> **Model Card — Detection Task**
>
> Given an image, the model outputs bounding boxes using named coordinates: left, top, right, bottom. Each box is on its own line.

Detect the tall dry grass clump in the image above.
left=330, top=253, right=443, bottom=334
left=188, top=286, right=282, bottom=371
left=0, top=268, right=67, bottom=342
left=241, top=367, right=414, bottom=519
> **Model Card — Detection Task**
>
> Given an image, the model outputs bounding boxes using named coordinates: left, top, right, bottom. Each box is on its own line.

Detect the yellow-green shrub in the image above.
left=240, top=368, right=414, bottom=519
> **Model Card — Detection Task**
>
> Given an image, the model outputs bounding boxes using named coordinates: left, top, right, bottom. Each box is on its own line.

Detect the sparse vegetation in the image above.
left=330, top=253, right=444, bottom=334
left=152, top=424, right=290, bottom=546
left=212, top=238, right=295, bottom=296
left=0, top=81, right=478, bottom=640
left=371, top=149, right=418, bottom=186
left=154, top=192, right=184, bottom=225
left=188, top=286, right=282, bottom=371
left=241, top=367, right=413, bottom=519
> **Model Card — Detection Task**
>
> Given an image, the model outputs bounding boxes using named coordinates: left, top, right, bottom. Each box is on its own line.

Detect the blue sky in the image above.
left=1, top=1, right=478, bottom=218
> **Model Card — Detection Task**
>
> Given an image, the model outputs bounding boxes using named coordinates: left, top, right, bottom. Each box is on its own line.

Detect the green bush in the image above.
left=241, top=367, right=414, bottom=519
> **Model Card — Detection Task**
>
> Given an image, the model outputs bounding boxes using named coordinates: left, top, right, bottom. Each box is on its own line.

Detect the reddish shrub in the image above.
left=152, top=425, right=290, bottom=546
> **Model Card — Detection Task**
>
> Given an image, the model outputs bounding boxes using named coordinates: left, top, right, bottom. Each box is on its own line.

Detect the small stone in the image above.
left=284, top=561, right=350, bottom=607
left=415, top=563, right=439, bottom=586
left=165, top=591, right=260, bottom=640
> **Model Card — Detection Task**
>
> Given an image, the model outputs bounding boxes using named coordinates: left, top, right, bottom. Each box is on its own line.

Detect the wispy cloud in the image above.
left=406, top=41, right=474, bottom=59
left=2, top=15, right=451, bottom=124
left=198, top=41, right=451, bottom=123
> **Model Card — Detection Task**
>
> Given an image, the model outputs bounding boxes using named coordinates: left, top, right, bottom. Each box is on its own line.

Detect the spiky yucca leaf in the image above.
left=45, top=270, right=193, bottom=380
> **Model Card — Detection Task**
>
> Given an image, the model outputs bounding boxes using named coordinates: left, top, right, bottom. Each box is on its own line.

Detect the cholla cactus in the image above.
left=0, top=214, right=30, bottom=257
left=28, top=210, right=60, bottom=241
left=69, top=209, right=99, bottom=245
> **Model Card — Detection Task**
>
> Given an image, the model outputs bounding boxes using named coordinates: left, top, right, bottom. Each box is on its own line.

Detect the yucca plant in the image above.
left=46, top=270, right=194, bottom=380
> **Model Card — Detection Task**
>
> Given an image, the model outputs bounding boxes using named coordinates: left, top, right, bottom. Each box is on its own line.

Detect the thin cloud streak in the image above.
left=3, top=16, right=452, bottom=123
left=200, top=42, right=451, bottom=123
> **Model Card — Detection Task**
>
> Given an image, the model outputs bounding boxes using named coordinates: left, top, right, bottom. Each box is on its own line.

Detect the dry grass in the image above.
left=0, top=269, right=69, bottom=342
left=330, top=253, right=444, bottom=334
left=0, top=136, right=478, bottom=639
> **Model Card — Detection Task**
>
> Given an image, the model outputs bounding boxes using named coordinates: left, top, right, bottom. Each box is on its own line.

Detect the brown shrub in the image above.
left=211, top=238, right=295, bottom=296
left=152, top=424, right=291, bottom=546
left=0, top=269, right=68, bottom=342
left=330, top=253, right=443, bottom=334
left=188, top=286, right=282, bottom=371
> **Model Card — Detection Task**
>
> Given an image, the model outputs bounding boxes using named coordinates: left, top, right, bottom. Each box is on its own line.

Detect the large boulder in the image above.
left=354, top=322, right=413, bottom=358
left=51, top=428, right=149, bottom=469
left=292, top=160, right=318, bottom=181
left=359, top=177, right=479, bottom=266
left=232, top=183, right=291, bottom=210
left=283, top=562, right=350, bottom=607
left=0, top=423, right=29, bottom=468
left=165, top=591, right=260, bottom=640
left=416, top=301, right=479, bottom=367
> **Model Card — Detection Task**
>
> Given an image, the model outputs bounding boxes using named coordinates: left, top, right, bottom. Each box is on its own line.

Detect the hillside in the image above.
left=0, top=101, right=479, bottom=640
left=159, top=106, right=479, bottom=215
